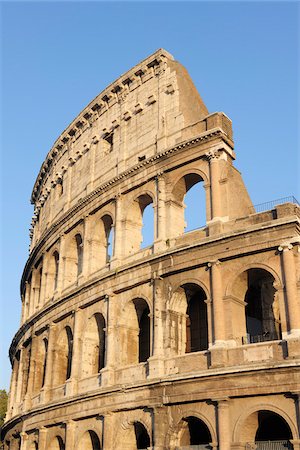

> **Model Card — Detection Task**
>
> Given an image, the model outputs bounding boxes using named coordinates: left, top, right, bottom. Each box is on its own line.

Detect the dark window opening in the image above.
left=245, top=269, right=281, bottom=343
left=75, top=234, right=83, bottom=276
left=66, top=326, right=73, bottom=380
left=89, top=430, right=101, bottom=450
left=185, top=416, right=212, bottom=445
left=255, top=411, right=293, bottom=441
left=41, top=338, right=48, bottom=388
left=134, top=422, right=150, bottom=450
left=134, top=299, right=151, bottom=363
left=184, top=285, right=208, bottom=353
left=103, top=132, right=113, bottom=152
left=102, top=215, right=114, bottom=262
left=95, top=313, right=106, bottom=371
left=53, top=251, right=59, bottom=290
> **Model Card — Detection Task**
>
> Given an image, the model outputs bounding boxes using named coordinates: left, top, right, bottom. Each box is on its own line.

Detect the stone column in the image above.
left=208, top=260, right=225, bottom=345
left=101, top=295, right=116, bottom=386
left=216, top=398, right=231, bottom=450
left=38, top=427, right=48, bottom=450
left=148, top=278, right=165, bottom=377
left=153, top=405, right=169, bottom=450
left=68, top=308, right=83, bottom=396
left=65, top=421, right=75, bottom=449
left=81, top=215, right=92, bottom=280
left=206, top=150, right=223, bottom=220
left=154, top=173, right=167, bottom=252
left=57, top=235, right=66, bottom=293
left=24, top=337, right=38, bottom=410
left=278, top=242, right=300, bottom=337
left=20, top=432, right=28, bottom=450
left=111, top=193, right=123, bottom=265
left=42, top=323, right=56, bottom=402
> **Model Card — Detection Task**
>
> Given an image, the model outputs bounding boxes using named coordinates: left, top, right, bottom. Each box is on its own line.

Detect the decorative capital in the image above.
left=278, top=242, right=293, bottom=252
left=207, top=259, right=221, bottom=268
left=205, top=149, right=221, bottom=161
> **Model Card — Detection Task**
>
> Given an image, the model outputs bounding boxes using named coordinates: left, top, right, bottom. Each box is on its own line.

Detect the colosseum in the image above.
left=2, top=49, right=300, bottom=450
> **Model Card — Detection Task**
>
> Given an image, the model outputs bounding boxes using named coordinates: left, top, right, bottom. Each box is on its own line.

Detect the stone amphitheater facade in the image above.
left=2, top=49, right=300, bottom=450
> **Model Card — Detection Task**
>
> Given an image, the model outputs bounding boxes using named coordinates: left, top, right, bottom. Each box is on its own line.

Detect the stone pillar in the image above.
left=24, top=337, right=38, bottom=410
left=42, top=323, right=56, bottom=402
left=65, top=421, right=75, bottom=449
left=278, top=242, right=300, bottom=337
left=81, top=215, right=92, bottom=279
left=154, top=173, right=167, bottom=252
left=148, top=278, right=165, bottom=377
left=20, top=432, right=28, bottom=450
left=57, top=235, right=66, bottom=293
left=153, top=405, right=169, bottom=450
left=208, top=260, right=225, bottom=344
left=111, top=193, right=123, bottom=266
left=38, top=427, right=48, bottom=450
left=216, top=398, right=231, bottom=450
left=68, top=308, right=83, bottom=396
left=101, top=295, right=116, bottom=386
left=15, top=349, right=24, bottom=408
left=206, top=150, right=223, bottom=220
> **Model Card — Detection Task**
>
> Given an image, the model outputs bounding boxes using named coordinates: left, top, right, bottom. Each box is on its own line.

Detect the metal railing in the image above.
left=175, top=446, right=212, bottom=450
left=242, top=331, right=279, bottom=344
left=246, top=440, right=293, bottom=449
left=251, top=196, right=299, bottom=213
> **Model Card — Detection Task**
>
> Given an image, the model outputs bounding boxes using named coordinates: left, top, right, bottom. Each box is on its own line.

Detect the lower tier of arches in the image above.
left=3, top=390, right=300, bottom=450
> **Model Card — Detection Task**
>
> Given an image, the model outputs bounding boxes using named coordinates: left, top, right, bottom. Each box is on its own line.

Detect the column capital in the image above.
left=207, top=259, right=221, bottom=268
left=205, top=149, right=222, bottom=161
left=278, top=242, right=293, bottom=252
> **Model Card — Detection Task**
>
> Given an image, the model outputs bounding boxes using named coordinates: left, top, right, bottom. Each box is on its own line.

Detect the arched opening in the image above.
left=46, top=251, right=59, bottom=299
left=184, top=176, right=206, bottom=232
left=33, top=337, right=48, bottom=394
left=81, top=313, right=106, bottom=378
left=48, top=436, right=65, bottom=450
left=170, top=173, right=206, bottom=237
left=75, top=234, right=83, bottom=276
left=245, top=269, right=281, bottom=343
left=179, top=416, right=212, bottom=447
left=141, top=202, right=154, bottom=249
left=185, top=284, right=208, bottom=353
left=241, top=410, right=294, bottom=449
left=102, top=214, right=114, bottom=262
left=53, top=326, right=73, bottom=386
left=133, top=299, right=150, bottom=363
left=125, top=194, right=154, bottom=255
left=41, top=338, right=48, bottom=388
left=64, top=232, right=83, bottom=287
left=21, top=343, right=31, bottom=400
left=78, top=430, right=101, bottom=450
left=134, top=422, right=150, bottom=449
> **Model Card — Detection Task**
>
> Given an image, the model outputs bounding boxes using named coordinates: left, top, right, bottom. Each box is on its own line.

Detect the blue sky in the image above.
left=0, top=1, right=299, bottom=390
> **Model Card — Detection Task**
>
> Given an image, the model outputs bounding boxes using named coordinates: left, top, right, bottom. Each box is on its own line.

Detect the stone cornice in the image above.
left=31, top=48, right=174, bottom=204
left=23, top=128, right=231, bottom=288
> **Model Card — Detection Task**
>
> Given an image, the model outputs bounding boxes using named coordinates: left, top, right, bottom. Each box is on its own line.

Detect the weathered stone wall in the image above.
left=2, top=49, right=300, bottom=450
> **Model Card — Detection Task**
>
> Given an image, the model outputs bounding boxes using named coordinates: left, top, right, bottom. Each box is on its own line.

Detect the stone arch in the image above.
left=121, top=297, right=151, bottom=365
left=169, top=413, right=214, bottom=448
left=89, top=212, right=115, bottom=273
left=32, top=336, right=48, bottom=394
left=47, top=435, right=65, bottom=450
left=64, top=231, right=83, bottom=288
left=116, top=414, right=152, bottom=450
left=81, top=312, right=106, bottom=378
left=77, top=430, right=101, bottom=450
left=227, top=266, right=282, bottom=344
left=169, top=171, right=208, bottom=237
left=46, top=249, right=60, bottom=299
left=233, top=405, right=297, bottom=445
left=124, top=192, right=155, bottom=255
left=225, top=262, right=282, bottom=298
left=52, top=326, right=73, bottom=386
left=168, top=283, right=208, bottom=355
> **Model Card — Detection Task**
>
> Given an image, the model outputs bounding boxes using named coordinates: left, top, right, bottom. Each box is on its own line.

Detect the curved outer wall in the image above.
left=2, top=49, right=300, bottom=450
